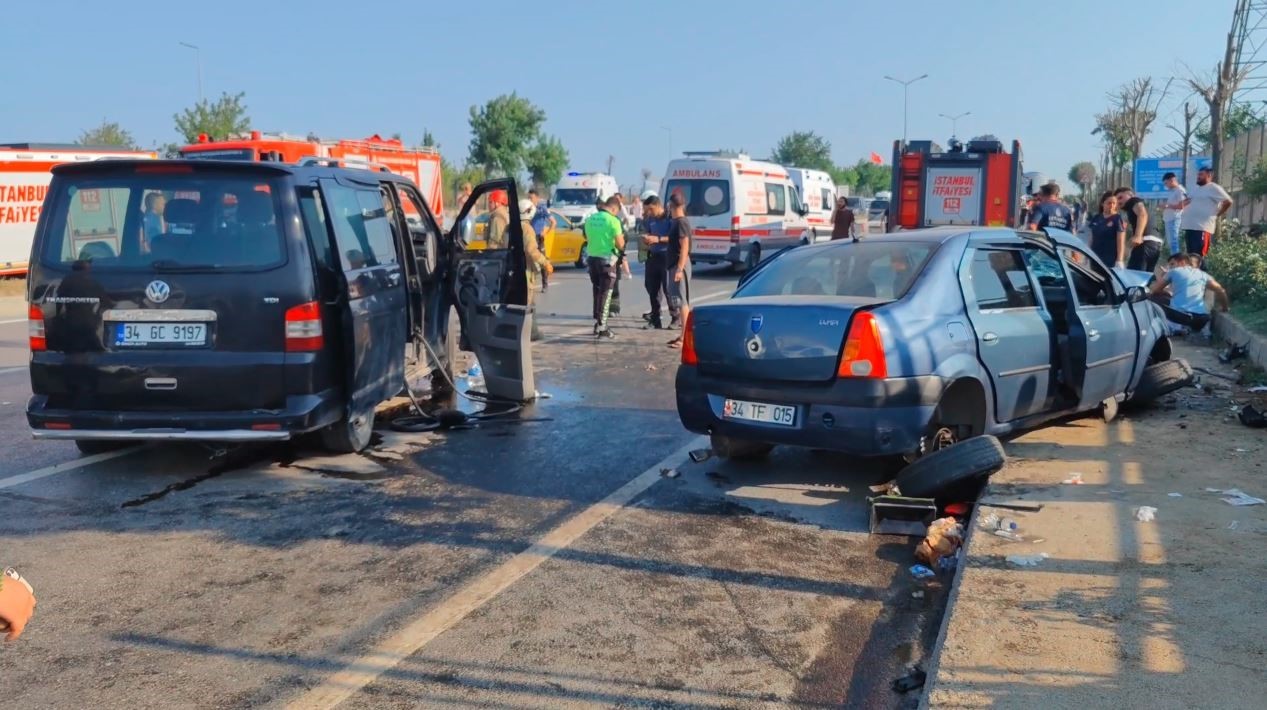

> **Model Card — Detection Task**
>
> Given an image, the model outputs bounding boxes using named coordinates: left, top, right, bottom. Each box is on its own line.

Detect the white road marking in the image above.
left=0, top=445, right=141, bottom=491
left=287, top=435, right=708, bottom=709
left=0, top=366, right=26, bottom=375
left=0, top=318, right=27, bottom=325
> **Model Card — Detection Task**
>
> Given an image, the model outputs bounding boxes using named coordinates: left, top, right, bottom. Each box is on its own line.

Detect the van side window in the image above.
left=821, top=188, right=833, bottom=212
left=325, top=184, right=398, bottom=271
left=968, top=249, right=1037, bottom=310
left=392, top=184, right=442, bottom=246
left=379, top=186, right=407, bottom=252
left=298, top=187, right=333, bottom=271
left=765, top=183, right=786, bottom=215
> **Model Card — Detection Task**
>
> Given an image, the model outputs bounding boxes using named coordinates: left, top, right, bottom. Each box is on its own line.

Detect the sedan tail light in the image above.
left=681, top=311, right=698, bottom=365
left=28, top=303, right=45, bottom=352
left=837, top=311, right=887, bottom=378
left=284, top=301, right=323, bottom=352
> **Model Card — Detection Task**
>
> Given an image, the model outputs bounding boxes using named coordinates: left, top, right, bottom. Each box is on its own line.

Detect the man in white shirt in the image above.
left=1161, top=172, right=1187, bottom=255
left=1180, top=166, right=1232, bottom=263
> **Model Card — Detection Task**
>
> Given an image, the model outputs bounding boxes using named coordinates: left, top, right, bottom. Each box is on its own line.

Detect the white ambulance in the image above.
left=550, top=171, right=624, bottom=229
left=0, top=143, right=156, bottom=276
left=785, top=167, right=838, bottom=242
left=662, top=152, right=810, bottom=270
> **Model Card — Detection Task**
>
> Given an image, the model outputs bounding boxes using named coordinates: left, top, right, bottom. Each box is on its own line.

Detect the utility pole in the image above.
left=606, top=155, right=615, bottom=175
left=884, top=73, right=929, bottom=146
left=938, top=111, right=970, bottom=139
left=178, top=42, right=203, bottom=103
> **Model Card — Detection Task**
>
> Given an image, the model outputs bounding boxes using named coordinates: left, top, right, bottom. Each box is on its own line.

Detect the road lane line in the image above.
left=0, top=366, right=26, bottom=375
left=0, top=318, right=26, bottom=325
left=288, top=435, right=707, bottom=709
left=0, top=446, right=141, bottom=491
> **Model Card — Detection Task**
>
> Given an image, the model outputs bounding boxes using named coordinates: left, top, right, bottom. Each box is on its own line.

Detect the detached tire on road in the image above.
left=710, top=433, right=774, bottom=461
left=1131, top=358, right=1195, bottom=403
left=895, top=435, right=1006, bottom=499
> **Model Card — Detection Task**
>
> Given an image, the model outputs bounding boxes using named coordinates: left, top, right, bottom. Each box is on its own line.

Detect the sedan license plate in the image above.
left=114, top=322, right=207, bottom=347
left=722, top=398, right=797, bottom=427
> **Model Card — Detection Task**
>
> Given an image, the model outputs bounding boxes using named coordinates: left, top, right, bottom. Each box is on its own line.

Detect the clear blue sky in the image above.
left=0, top=0, right=1240, bottom=190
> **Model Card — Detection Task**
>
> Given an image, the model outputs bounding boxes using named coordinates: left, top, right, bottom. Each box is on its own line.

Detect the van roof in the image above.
left=49, top=158, right=417, bottom=185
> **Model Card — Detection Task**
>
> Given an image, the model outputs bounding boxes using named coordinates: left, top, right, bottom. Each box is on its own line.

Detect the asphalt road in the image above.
left=0, top=261, right=945, bottom=708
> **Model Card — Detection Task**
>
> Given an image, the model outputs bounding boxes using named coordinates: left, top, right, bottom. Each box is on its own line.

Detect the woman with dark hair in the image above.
left=1087, top=191, right=1126, bottom=267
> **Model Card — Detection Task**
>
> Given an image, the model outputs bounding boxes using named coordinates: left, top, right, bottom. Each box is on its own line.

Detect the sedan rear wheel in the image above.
left=709, top=433, right=774, bottom=461
left=895, top=435, right=1006, bottom=499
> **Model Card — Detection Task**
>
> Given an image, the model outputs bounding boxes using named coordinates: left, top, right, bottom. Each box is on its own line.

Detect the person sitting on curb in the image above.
left=0, top=567, right=36, bottom=641
left=1147, top=252, right=1229, bottom=336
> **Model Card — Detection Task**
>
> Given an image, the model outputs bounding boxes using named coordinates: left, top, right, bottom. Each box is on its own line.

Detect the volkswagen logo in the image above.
left=145, top=280, right=171, bottom=304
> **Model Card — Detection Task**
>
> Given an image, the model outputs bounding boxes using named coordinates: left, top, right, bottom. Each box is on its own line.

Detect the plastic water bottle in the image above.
left=466, top=363, right=484, bottom=392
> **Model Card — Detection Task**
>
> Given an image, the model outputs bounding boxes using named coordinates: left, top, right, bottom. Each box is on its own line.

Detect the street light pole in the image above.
left=938, top=111, right=971, bottom=139
left=884, top=73, right=929, bottom=146
left=178, top=42, right=203, bottom=103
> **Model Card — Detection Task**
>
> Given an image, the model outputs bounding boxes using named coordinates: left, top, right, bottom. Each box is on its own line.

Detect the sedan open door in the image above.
left=448, top=179, right=534, bottom=402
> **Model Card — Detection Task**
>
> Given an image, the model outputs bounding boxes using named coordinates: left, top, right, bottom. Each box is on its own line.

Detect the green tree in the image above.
left=78, top=120, right=137, bottom=149
left=422, top=129, right=437, bottom=148
left=1067, top=161, right=1096, bottom=197
left=852, top=159, right=892, bottom=195
left=1195, top=103, right=1263, bottom=146
left=524, top=135, right=569, bottom=190
left=468, top=93, right=546, bottom=177
left=173, top=91, right=250, bottom=143
left=830, top=165, right=859, bottom=192
left=770, top=131, right=834, bottom=171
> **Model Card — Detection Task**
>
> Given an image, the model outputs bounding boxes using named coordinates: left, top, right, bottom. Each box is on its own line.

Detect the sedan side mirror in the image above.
left=1125, top=285, right=1148, bottom=304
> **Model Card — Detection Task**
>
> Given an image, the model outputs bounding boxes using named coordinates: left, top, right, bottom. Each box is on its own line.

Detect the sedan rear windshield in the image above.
left=736, top=241, right=936, bottom=300
left=41, top=171, right=286, bottom=271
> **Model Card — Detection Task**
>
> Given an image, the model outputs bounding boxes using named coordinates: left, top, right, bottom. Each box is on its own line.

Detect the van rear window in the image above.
left=41, top=172, right=286, bottom=271
left=664, top=179, right=730, bottom=217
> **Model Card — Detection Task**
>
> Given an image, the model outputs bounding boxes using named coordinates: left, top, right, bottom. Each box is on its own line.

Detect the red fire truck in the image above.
left=180, top=132, right=444, bottom=214
left=888, top=138, right=1023, bottom=231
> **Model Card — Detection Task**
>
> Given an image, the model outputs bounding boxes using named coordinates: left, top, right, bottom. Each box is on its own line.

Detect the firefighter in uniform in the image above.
left=518, top=198, right=553, bottom=341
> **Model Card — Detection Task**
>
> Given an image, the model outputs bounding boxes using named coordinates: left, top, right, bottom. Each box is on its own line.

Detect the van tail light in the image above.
left=28, top=303, right=46, bottom=352
left=681, top=311, right=698, bottom=365
left=837, top=311, right=887, bottom=379
left=730, top=215, right=740, bottom=244
left=284, top=301, right=324, bottom=352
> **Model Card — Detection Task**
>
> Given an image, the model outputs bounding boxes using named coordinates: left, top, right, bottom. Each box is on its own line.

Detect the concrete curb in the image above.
left=917, top=500, right=983, bottom=709
left=1212, top=311, right=1267, bottom=370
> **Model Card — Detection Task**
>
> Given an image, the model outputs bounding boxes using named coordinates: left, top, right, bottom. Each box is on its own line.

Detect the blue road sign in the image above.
left=1133, top=156, right=1212, bottom=198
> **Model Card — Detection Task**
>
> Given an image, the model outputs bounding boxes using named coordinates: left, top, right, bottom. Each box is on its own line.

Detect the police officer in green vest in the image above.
left=583, top=197, right=625, bottom=339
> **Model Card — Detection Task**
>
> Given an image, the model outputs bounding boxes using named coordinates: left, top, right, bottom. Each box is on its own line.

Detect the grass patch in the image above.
left=0, top=278, right=26, bottom=299
left=1232, top=303, right=1267, bottom=339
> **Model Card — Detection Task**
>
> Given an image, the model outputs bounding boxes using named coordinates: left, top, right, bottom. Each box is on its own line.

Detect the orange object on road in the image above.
left=0, top=567, right=36, bottom=641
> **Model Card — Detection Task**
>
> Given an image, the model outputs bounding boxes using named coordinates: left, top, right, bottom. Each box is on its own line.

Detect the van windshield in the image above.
left=41, top=171, right=286, bottom=271
left=552, top=188, right=598, bottom=207
left=663, top=179, right=731, bottom=217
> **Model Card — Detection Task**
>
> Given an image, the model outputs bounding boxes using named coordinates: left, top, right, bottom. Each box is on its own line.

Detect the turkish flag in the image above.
left=869, top=152, right=884, bottom=165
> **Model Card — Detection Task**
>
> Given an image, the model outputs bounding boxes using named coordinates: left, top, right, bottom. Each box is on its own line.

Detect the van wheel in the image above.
left=744, top=244, right=761, bottom=271
left=710, top=433, right=774, bottom=460
left=75, top=440, right=130, bottom=456
left=321, top=406, right=375, bottom=453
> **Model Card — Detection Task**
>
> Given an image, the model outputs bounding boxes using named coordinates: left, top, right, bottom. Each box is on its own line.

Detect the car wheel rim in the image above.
left=930, top=426, right=957, bottom=452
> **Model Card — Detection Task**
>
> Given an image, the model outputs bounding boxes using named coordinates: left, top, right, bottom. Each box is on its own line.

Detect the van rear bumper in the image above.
left=26, top=390, right=342, bottom=442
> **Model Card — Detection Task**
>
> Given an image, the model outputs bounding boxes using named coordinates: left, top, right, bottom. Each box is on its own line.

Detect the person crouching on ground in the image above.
left=1148, top=252, right=1229, bottom=336
left=583, top=197, right=625, bottom=339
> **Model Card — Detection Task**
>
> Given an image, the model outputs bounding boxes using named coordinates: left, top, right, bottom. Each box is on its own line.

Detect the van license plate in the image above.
left=693, top=239, right=731, bottom=255
left=722, top=398, right=797, bottom=427
left=114, top=323, right=207, bottom=347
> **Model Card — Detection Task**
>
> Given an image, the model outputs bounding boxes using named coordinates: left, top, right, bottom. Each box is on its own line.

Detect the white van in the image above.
left=785, top=167, right=837, bottom=242
left=550, top=172, right=623, bottom=229
left=661, top=152, right=810, bottom=270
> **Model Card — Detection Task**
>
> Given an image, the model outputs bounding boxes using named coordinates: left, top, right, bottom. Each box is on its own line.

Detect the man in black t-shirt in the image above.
left=665, top=192, right=692, bottom=348
left=1114, top=186, right=1160, bottom=271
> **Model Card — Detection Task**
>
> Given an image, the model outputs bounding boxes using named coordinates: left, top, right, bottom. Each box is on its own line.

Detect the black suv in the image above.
left=26, top=159, right=533, bottom=453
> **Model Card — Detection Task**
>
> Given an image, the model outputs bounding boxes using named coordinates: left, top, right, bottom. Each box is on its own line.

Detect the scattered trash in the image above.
left=1220, top=489, right=1266, bottom=507
left=1235, top=448, right=1249, bottom=453
left=915, top=517, right=963, bottom=566
left=1168, top=492, right=1183, bottom=498
left=1219, top=343, right=1249, bottom=364
left=891, top=667, right=927, bottom=694
left=1238, top=405, right=1267, bottom=429
left=535, top=391, right=553, bottom=400
left=1228, top=520, right=1240, bottom=530
left=909, top=564, right=936, bottom=580
left=1136, top=506, right=1157, bottom=522
left=1062, top=473, right=1084, bottom=485
left=1249, top=385, right=1267, bottom=393
left=980, top=512, right=1023, bottom=542
left=1006, top=553, right=1049, bottom=566
left=869, top=481, right=897, bottom=494
left=911, top=590, right=925, bottom=599
left=870, top=495, right=937, bottom=536
left=465, top=363, right=484, bottom=391
left=937, top=554, right=959, bottom=572
left=943, top=502, right=972, bottom=517
left=365, top=450, right=404, bottom=461
left=644, top=364, right=657, bottom=372
left=688, top=448, right=713, bottom=463
left=659, top=467, right=680, bottom=479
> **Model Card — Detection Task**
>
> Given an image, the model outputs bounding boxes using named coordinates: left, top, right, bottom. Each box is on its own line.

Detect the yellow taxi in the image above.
left=467, top=209, right=587, bottom=267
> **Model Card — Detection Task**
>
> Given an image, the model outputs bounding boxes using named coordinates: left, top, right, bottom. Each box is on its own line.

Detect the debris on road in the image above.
left=1238, top=405, right=1267, bottom=428
left=891, top=667, right=927, bottom=694
left=978, top=512, right=1023, bottom=542
left=1006, top=552, right=1050, bottom=566
left=979, top=498, right=1043, bottom=512
left=1168, top=492, right=1183, bottom=498
left=688, top=448, right=713, bottom=463
left=1229, top=520, right=1240, bottom=530
left=644, top=364, right=657, bottom=372
left=1219, top=342, right=1248, bottom=364
left=1249, top=385, right=1267, bottom=394
left=869, top=495, right=937, bottom=535
left=1136, top=506, right=1157, bottom=522
left=366, top=450, right=404, bottom=461
left=1217, top=489, right=1265, bottom=506
left=1061, top=473, right=1084, bottom=485
left=915, top=517, right=963, bottom=566
left=659, top=467, right=680, bottom=479
left=909, top=564, right=936, bottom=580
left=869, top=481, right=896, bottom=494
